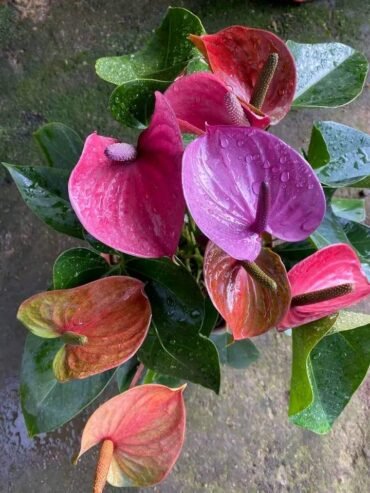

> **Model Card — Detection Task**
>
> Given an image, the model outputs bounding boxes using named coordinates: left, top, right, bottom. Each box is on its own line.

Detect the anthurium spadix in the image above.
left=69, top=92, right=184, bottom=258
left=204, top=242, right=291, bottom=339
left=182, top=125, right=325, bottom=262
left=17, top=277, right=151, bottom=381
left=279, top=244, right=370, bottom=329
left=189, top=26, right=297, bottom=124
left=76, top=384, right=186, bottom=492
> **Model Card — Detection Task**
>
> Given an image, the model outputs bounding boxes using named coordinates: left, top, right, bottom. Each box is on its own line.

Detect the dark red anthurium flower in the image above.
left=279, top=244, right=370, bottom=329
left=76, top=384, right=186, bottom=492
left=189, top=26, right=297, bottom=125
left=204, top=242, right=291, bottom=339
left=69, top=92, right=184, bottom=258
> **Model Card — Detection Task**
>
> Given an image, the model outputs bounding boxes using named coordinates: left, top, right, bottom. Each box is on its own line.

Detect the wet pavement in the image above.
left=1, top=1, right=369, bottom=492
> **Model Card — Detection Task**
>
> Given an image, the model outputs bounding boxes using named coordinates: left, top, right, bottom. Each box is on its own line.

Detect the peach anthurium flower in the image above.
left=17, top=276, right=152, bottom=381
left=204, top=242, right=291, bottom=339
left=76, top=384, right=186, bottom=492
left=68, top=92, right=184, bottom=258
left=184, top=26, right=296, bottom=126
left=279, top=244, right=370, bottom=329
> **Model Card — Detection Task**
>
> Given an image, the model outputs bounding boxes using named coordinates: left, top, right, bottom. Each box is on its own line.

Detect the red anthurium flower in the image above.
left=165, top=72, right=270, bottom=134
left=204, top=242, right=291, bottom=339
left=69, top=92, right=184, bottom=258
left=189, top=26, right=296, bottom=124
left=182, top=125, right=325, bottom=262
left=279, top=244, right=370, bottom=329
left=17, top=277, right=152, bottom=381
left=76, top=384, right=186, bottom=492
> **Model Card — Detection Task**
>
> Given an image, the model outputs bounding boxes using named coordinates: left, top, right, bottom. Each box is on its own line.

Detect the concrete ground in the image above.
left=0, top=0, right=369, bottom=492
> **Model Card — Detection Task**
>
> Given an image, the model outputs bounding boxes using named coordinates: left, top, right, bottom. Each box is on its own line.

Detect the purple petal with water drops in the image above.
left=182, top=125, right=325, bottom=261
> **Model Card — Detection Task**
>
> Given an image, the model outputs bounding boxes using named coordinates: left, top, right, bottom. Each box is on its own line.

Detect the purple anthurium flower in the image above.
left=69, top=92, right=184, bottom=258
left=165, top=72, right=270, bottom=134
left=182, top=125, right=325, bottom=261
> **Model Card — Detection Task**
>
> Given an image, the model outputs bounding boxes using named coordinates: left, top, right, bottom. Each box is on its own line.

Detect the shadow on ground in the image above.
left=0, top=1, right=369, bottom=492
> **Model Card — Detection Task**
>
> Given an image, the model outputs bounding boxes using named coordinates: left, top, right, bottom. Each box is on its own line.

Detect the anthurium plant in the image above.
left=4, top=7, right=370, bottom=492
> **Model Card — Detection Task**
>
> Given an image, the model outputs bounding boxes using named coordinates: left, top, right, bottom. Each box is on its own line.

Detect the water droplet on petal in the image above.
left=280, top=171, right=290, bottom=182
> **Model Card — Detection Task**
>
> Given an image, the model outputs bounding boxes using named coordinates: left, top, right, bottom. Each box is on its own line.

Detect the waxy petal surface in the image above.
left=69, top=92, right=184, bottom=258
left=165, top=73, right=270, bottom=133
left=17, top=277, right=151, bottom=381
left=77, top=384, right=186, bottom=488
left=280, top=244, right=370, bottom=329
left=204, top=243, right=291, bottom=339
left=190, top=26, right=296, bottom=123
left=182, top=125, right=325, bottom=261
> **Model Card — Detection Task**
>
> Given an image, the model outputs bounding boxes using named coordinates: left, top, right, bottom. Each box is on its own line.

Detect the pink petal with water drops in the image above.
left=69, top=92, right=184, bottom=258
left=279, top=244, right=370, bottom=329
left=182, top=125, right=325, bottom=261
left=164, top=72, right=270, bottom=133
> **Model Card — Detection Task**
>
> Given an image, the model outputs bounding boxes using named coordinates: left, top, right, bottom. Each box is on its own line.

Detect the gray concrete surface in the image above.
left=1, top=1, right=369, bottom=492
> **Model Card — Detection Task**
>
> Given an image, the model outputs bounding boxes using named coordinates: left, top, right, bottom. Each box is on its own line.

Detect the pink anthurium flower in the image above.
left=69, top=92, right=184, bottom=258
left=189, top=26, right=296, bottom=125
left=76, top=384, right=186, bottom=492
left=17, top=276, right=152, bottom=381
left=279, top=244, right=370, bottom=329
left=204, top=242, right=291, bottom=339
left=182, top=125, right=325, bottom=262
left=165, top=72, right=270, bottom=134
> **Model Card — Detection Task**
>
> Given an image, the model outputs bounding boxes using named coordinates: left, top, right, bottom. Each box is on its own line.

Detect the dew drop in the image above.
left=219, top=137, right=229, bottom=148
left=280, top=171, right=290, bottom=183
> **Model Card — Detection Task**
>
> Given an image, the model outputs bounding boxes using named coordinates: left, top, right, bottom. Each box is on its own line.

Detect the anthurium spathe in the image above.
left=17, top=276, right=151, bottom=381
left=76, top=384, right=186, bottom=491
left=204, top=242, right=291, bottom=339
left=189, top=26, right=296, bottom=124
left=165, top=72, right=271, bottom=134
left=182, top=125, right=325, bottom=262
left=68, top=92, right=184, bottom=258
left=279, top=244, right=370, bottom=329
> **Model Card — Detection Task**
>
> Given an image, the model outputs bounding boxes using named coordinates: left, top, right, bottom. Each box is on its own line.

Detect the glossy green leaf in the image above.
left=143, top=369, right=183, bottom=388
left=115, top=357, right=139, bottom=393
left=289, top=314, right=370, bottom=434
left=83, top=231, right=118, bottom=255
left=127, top=258, right=221, bottom=393
left=33, top=122, right=83, bottom=171
left=96, top=7, right=205, bottom=85
left=274, top=240, right=316, bottom=269
left=53, top=248, right=110, bottom=289
left=110, top=79, right=171, bottom=128
left=200, top=296, right=219, bottom=337
left=288, top=41, right=368, bottom=108
left=338, top=217, right=370, bottom=277
left=2, top=163, right=83, bottom=238
left=21, top=334, right=115, bottom=436
left=332, top=197, right=366, bottom=223
left=310, top=195, right=348, bottom=249
left=211, top=329, right=259, bottom=369
left=186, top=55, right=210, bottom=74
left=307, top=121, right=370, bottom=187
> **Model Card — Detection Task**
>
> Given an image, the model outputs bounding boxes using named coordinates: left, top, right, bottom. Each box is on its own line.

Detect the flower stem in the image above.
left=250, top=53, right=279, bottom=110
left=242, top=261, right=277, bottom=291
left=129, top=362, right=145, bottom=388
left=94, top=439, right=114, bottom=493
left=291, top=283, right=353, bottom=307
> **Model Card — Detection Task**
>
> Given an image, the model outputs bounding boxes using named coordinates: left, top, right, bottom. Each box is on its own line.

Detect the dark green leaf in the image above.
left=200, top=296, right=219, bottom=336
left=2, top=163, right=83, bottom=238
left=115, top=357, right=139, bottom=393
left=127, top=258, right=221, bottom=393
left=83, top=231, right=118, bottom=255
left=110, top=79, right=171, bottom=128
left=307, top=121, right=370, bottom=187
left=33, top=122, right=83, bottom=171
left=186, top=55, right=210, bottom=74
left=53, top=247, right=110, bottom=289
left=274, top=240, right=316, bottom=269
left=289, top=313, right=370, bottom=434
left=338, top=217, right=370, bottom=277
left=143, top=369, right=183, bottom=388
left=310, top=201, right=348, bottom=249
left=96, top=7, right=205, bottom=85
left=211, top=330, right=259, bottom=369
left=332, top=197, right=366, bottom=223
left=288, top=41, right=368, bottom=108
left=21, top=334, right=114, bottom=436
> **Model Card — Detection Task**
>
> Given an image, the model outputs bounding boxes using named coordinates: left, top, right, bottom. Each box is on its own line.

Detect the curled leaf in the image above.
left=77, top=384, right=186, bottom=488
left=17, top=276, right=151, bottom=381
left=204, top=243, right=291, bottom=339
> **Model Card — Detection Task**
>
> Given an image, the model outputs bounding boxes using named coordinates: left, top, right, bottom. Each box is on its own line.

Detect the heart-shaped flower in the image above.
left=69, top=92, right=184, bottom=258
left=279, top=244, right=370, bottom=329
left=204, top=242, right=291, bottom=339
left=189, top=26, right=296, bottom=125
left=182, top=125, right=325, bottom=262
left=76, top=384, right=186, bottom=491
left=17, top=276, right=152, bottom=381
